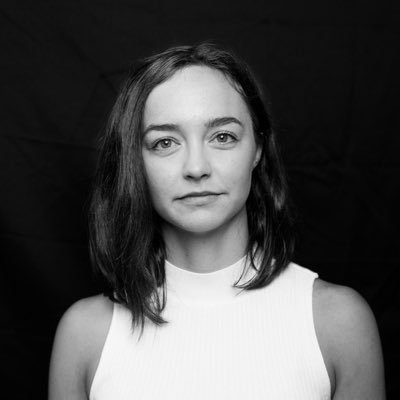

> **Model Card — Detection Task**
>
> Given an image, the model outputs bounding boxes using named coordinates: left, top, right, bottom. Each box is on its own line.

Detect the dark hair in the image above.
left=89, top=42, right=294, bottom=339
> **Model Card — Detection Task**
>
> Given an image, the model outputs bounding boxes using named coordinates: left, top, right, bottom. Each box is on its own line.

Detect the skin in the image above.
left=141, top=66, right=261, bottom=272
left=48, top=66, right=385, bottom=400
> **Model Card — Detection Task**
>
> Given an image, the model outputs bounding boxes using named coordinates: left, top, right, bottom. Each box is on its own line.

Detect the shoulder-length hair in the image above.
left=89, top=42, right=294, bottom=338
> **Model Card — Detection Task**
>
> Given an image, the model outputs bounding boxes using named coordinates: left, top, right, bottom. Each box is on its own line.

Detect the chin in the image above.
left=175, top=219, right=227, bottom=235
left=158, top=200, right=248, bottom=236
left=168, top=208, right=245, bottom=236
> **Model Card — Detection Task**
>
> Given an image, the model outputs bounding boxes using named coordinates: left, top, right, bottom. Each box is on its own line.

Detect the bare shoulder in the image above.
left=49, top=294, right=114, bottom=400
left=313, top=279, right=376, bottom=330
left=60, top=294, right=113, bottom=336
left=313, top=279, right=385, bottom=400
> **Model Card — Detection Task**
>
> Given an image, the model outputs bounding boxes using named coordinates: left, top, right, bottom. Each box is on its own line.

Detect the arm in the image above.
left=313, top=280, right=385, bottom=400
left=48, top=295, right=112, bottom=400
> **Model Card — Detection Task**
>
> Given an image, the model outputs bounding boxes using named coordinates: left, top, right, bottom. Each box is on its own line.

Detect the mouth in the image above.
left=178, top=191, right=221, bottom=200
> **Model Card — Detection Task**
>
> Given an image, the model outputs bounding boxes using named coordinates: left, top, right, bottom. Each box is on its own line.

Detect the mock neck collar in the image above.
left=164, top=254, right=257, bottom=306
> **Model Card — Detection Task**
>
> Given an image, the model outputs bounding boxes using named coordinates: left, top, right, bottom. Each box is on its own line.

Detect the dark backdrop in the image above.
left=1, top=1, right=399, bottom=399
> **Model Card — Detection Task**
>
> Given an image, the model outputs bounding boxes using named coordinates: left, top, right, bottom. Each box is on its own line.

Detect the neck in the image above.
left=162, top=208, right=249, bottom=273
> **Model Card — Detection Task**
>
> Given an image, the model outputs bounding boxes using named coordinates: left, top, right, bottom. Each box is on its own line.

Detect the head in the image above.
left=142, top=64, right=262, bottom=239
left=89, top=42, right=294, bottom=336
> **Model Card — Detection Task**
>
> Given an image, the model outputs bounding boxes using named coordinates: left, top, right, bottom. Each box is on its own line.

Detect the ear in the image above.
left=253, top=142, right=262, bottom=168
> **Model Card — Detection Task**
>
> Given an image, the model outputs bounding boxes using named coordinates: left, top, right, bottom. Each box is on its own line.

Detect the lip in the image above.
left=178, top=191, right=221, bottom=199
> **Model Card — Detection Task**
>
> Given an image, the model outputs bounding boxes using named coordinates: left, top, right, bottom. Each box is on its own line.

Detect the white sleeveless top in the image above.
left=90, top=257, right=331, bottom=399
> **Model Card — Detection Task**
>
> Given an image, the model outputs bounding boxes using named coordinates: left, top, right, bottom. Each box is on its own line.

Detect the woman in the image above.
left=49, top=43, right=385, bottom=399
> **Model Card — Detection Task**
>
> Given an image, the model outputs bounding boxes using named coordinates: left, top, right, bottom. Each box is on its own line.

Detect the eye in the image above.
left=151, top=138, right=179, bottom=152
left=155, top=139, right=173, bottom=148
left=212, top=132, right=237, bottom=144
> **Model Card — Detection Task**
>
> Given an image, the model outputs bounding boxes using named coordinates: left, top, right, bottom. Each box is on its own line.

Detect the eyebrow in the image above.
left=143, top=116, right=243, bottom=135
left=205, top=116, right=243, bottom=129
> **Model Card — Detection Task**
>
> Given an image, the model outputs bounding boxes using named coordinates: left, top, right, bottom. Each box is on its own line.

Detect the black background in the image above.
left=1, top=1, right=399, bottom=399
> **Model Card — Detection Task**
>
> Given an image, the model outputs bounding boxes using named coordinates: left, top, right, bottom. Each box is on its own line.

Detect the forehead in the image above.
left=143, top=66, right=251, bottom=127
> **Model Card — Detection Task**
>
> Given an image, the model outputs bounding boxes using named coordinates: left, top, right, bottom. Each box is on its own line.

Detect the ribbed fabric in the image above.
left=90, top=257, right=331, bottom=400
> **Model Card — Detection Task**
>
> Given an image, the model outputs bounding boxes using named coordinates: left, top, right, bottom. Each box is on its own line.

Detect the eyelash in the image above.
left=150, top=131, right=238, bottom=151
left=212, top=132, right=237, bottom=143
left=151, top=138, right=177, bottom=150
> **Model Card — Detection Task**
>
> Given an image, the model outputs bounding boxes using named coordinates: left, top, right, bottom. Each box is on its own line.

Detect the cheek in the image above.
left=144, top=161, right=175, bottom=204
left=222, top=153, right=255, bottom=191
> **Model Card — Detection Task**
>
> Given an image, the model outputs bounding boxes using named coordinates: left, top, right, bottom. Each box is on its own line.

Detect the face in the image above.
left=142, top=66, right=261, bottom=235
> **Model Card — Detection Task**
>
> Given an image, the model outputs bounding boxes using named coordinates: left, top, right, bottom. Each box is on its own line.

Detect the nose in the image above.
left=182, top=144, right=211, bottom=181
